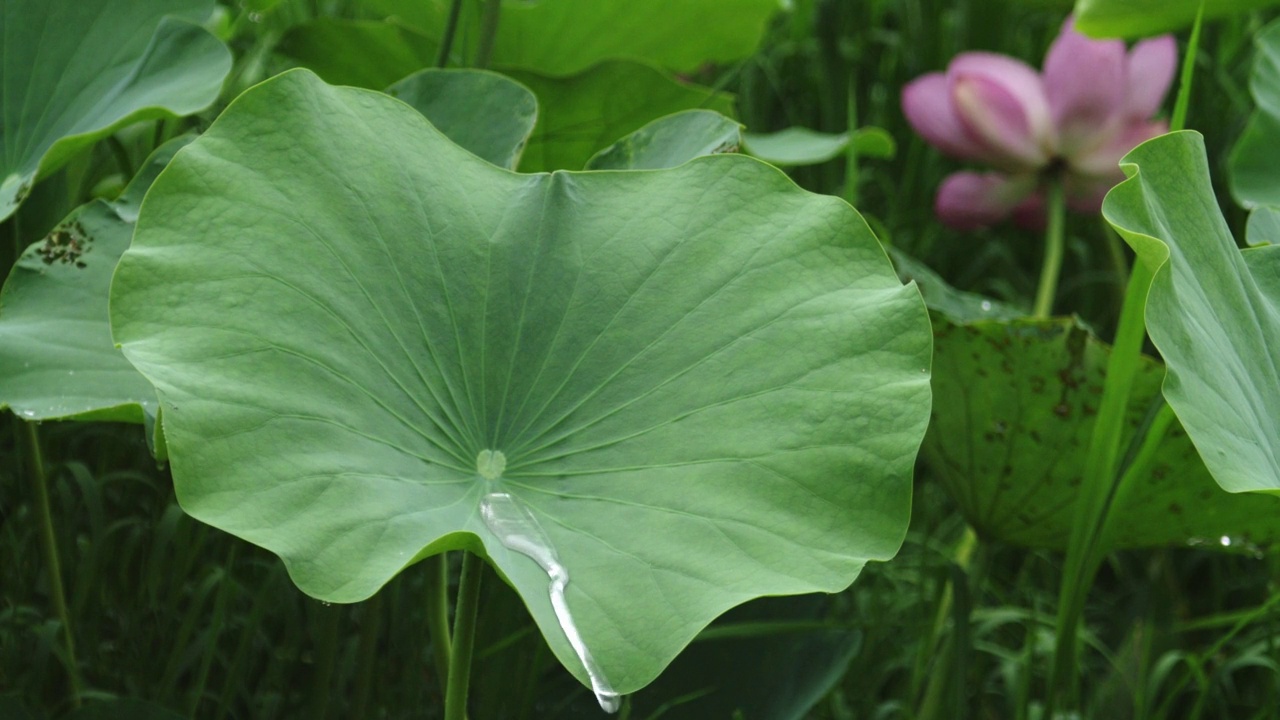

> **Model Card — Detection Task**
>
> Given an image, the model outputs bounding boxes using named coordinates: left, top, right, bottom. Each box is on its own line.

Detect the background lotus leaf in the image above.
left=585, top=110, right=742, bottom=171
left=0, top=139, right=190, bottom=424
left=356, top=0, right=779, bottom=76
left=275, top=25, right=734, bottom=175
left=925, top=314, right=1280, bottom=550
left=276, top=18, right=434, bottom=89
left=387, top=69, right=537, bottom=169
left=0, top=0, right=231, bottom=221
left=1231, top=18, right=1280, bottom=210
left=506, top=62, right=735, bottom=172
left=1073, top=0, right=1280, bottom=38
left=109, top=70, right=932, bottom=694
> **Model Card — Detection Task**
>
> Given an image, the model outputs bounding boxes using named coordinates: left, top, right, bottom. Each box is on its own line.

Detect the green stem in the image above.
left=308, top=602, right=343, bottom=720
left=842, top=75, right=860, bottom=209
left=434, top=0, right=464, bottom=68
left=106, top=135, right=135, bottom=183
left=426, top=553, right=453, bottom=699
left=1032, top=180, right=1066, bottom=319
left=916, top=526, right=980, bottom=720
left=474, top=0, right=502, bottom=69
left=189, top=545, right=238, bottom=717
left=1100, top=218, right=1129, bottom=293
left=9, top=207, right=22, bottom=274
left=1170, top=0, right=1206, bottom=133
left=1047, top=257, right=1154, bottom=713
left=24, top=421, right=82, bottom=707
left=351, top=592, right=383, bottom=718
left=444, top=552, right=483, bottom=720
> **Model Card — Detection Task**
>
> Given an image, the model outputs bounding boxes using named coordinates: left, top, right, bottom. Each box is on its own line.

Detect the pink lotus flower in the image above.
left=902, top=17, right=1177, bottom=229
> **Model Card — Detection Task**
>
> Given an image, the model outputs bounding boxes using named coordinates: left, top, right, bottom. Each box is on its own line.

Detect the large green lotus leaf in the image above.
left=276, top=18, right=434, bottom=89
left=1073, top=0, right=1280, bottom=37
left=585, top=110, right=741, bottom=171
left=0, top=138, right=190, bottom=423
left=507, top=62, right=736, bottom=172
left=926, top=314, right=1280, bottom=550
left=386, top=69, right=537, bottom=170
left=276, top=29, right=734, bottom=174
left=0, top=0, right=231, bottom=222
left=359, top=0, right=777, bottom=76
left=1105, top=131, right=1280, bottom=492
left=109, top=70, right=932, bottom=696
left=1230, top=18, right=1280, bottom=209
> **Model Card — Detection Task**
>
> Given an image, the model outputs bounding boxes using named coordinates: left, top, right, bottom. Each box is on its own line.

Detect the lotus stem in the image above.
left=351, top=591, right=384, bottom=718
left=426, top=553, right=453, bottom=698
left=474, top=0, right=502, bottom=69
left=1047, top=257, right=1155, bottom=713
left=1171, top=0, right=1206, bottom=133
left=1032, top=180, right=1066, bottom=319
left=444, top=551, right=483, bottom=720
left=24, top=420, right=82, bottom=707
left=435, top=0, right=464, bottom=68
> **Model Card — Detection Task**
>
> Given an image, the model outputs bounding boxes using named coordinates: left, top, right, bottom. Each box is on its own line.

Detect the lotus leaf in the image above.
left=1105, top=131, right=1280, bottom=492
left=110, top=69, right=932, bottom=694
left=0, top=0, right=230, bottom=221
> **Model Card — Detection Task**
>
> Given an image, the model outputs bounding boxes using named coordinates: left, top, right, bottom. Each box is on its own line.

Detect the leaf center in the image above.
left=476, top=450, right=507, bottom=481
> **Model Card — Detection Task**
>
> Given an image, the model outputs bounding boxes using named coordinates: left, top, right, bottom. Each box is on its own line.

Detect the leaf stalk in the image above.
left=24, top=420, right=82, bottom=707
left=444, top=551, right=483, bottom=720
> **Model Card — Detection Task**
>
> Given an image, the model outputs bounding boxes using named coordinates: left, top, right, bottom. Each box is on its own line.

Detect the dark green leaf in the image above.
left=0, top=0, right=231, bottom=220
left=925, top=314, right=1280, bottom=549
left=0, top=139, right=191, bottom=423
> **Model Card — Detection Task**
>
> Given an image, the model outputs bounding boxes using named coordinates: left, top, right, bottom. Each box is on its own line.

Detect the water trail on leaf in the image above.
left=480, top=491, right=621, bottom=713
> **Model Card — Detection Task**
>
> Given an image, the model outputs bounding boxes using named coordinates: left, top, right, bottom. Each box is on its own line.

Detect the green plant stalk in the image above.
left=1047, top=5, right=1206, bottom=707
left=1100, top=218, right=1129, bottom=296
left=24, top=420, right=82, bottom=707
left=474, top=0, right=502, bottom=69
left=426, top=553, right=453, bottom=698
left=352, top=591, right=384, bottom=718
left=189, top=546, right=238, bottom=717
left=916, top=526, right=980, bottom=720
left=1170, top=0, right=1206, bottom=133
left=160, top=538, right=218, bottom=699
left=213, top=576, right=277, bottom=720
left=435, top=0, right=464, bottom=68
left=106, top=135, right=135, bottom=182
left=1032, top=180, right=1066, bottom=319
left=444, top=551, right=483, bottom=720
left=1047, top=258, right=1155, bottom=712
left=9, top=208, right=21, bottom=276
left=842, top=75, right=860, bottom=209
left=814, top=0, right=847, bottom=193
left=308, top=602, right=343, bottom=720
